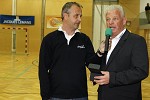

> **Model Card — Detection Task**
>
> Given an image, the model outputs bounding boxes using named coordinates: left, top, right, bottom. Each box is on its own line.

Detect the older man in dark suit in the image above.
left=94, top=5, right=149, bottom=100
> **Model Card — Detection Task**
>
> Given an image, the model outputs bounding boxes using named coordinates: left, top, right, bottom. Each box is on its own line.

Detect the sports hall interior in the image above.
left=0, top=0, right=150, bottom=100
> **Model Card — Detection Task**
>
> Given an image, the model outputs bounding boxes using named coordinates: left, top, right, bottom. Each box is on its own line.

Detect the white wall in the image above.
left=92, top=5, right=110, bottom=51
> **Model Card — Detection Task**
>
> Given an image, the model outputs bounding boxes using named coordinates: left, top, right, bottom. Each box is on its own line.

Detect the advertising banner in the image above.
left=0, top=15, right=34, bottom=25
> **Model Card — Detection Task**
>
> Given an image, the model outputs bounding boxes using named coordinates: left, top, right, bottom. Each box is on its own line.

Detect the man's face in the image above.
left=65, top=5, right=82, bottom=30
left=106, top=9, right=126, bottom=38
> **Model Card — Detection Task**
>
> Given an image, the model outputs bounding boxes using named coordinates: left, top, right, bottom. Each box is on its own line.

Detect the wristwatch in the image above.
left=96, top=49, right=104, bottom=57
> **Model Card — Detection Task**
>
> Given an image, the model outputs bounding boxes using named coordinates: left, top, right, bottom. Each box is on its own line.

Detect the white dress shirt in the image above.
left=58, top=26, right=80, bottom=45
left=106, top=29, right=126, bottom=64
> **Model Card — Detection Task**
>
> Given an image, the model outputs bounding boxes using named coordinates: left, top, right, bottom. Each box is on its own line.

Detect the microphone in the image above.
left=104, top=28, right=112, bottom=53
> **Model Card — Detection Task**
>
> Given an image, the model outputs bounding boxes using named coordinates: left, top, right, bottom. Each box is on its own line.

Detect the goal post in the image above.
left=0, top=27, right=29, bottom=54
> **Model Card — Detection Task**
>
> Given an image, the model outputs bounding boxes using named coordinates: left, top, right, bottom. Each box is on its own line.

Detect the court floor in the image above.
left=0, top=52, right=149, bottom=100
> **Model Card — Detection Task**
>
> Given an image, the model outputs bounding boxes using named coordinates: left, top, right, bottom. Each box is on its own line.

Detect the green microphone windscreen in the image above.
left=105, top=28, right=112, bottom=36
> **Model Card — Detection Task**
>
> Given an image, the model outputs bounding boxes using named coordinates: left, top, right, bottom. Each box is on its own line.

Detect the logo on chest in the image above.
left=77, top=45, right=85, bottom=49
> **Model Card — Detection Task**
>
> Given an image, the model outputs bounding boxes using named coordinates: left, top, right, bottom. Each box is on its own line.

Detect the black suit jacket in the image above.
left=98, top=29, right=149, bottom=100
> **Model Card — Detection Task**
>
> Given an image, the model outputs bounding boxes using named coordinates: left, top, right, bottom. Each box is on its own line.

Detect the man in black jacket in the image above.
left=145, top=3, right=150, bottom=24
left=39, top=2, right=104, bottom=100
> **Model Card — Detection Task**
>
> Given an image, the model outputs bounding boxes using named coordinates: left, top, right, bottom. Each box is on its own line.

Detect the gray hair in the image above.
left=61, top=2, right=83, bottom=20
left=105, top=5, right=125, bottom=17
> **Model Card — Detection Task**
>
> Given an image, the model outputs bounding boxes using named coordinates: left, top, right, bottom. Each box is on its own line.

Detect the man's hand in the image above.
left=97, top=39, right=112, bottom=57
left=94, top=71, right=110, bottom=85
left=99, top=40, right=105, bottom=53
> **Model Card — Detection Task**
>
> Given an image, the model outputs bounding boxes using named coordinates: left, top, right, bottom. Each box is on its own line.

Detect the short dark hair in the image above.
left=61, top=2, right=83, bottom=20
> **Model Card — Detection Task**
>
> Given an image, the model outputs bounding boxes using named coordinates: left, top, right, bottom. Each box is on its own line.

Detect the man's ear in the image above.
left=123, top=17, right=127, bottom=26
left=63, top=13, right=68, bottom=20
